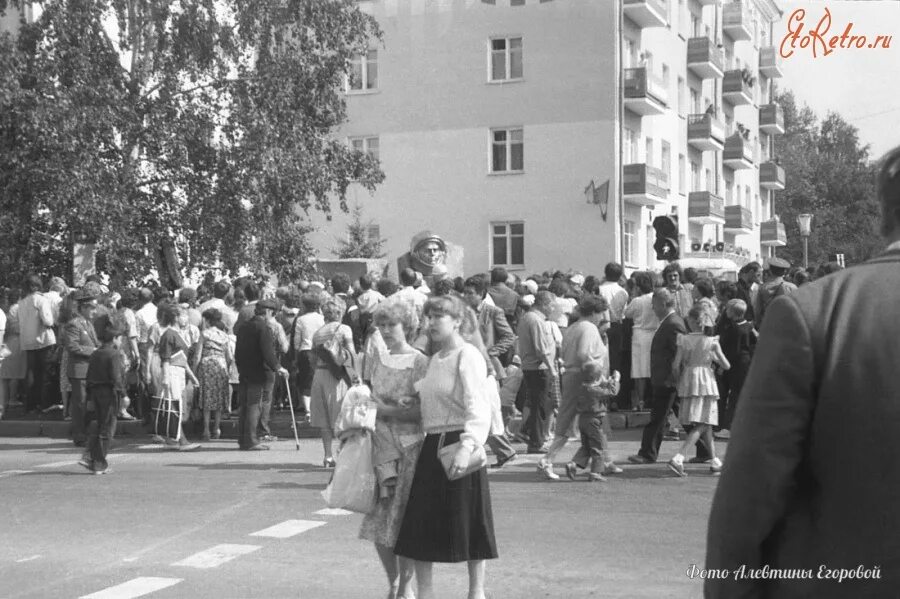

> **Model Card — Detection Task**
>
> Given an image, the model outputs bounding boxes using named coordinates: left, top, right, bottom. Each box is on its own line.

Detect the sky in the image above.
left=776, top=0, right=900, bottom=160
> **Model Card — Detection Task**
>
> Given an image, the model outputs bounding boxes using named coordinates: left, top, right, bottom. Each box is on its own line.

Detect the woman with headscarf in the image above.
left=193, top=308, right=233, bottom=441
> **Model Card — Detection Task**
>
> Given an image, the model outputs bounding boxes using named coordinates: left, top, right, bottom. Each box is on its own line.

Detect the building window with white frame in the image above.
left=678, top=154, right=686, bottom=194
left=661, top=141, right=671, bottom=184
left=349, top=136, right=379, bottom=161
left=490, top=37, right=523, bottom=81
left=490, top=128, right=524, bottom=173
left=691, top=161, right=700, bottom=191
left=348, top=49, right=378, bottom=91
left=624, top=128, right=638, bottom=163
left=623, top=220, right=636, bottom=265
left=677, top=76, right=685, bottom=117
left=645, top=137, right=654, bottom=166
left=491, top=222, right=524, bottom=268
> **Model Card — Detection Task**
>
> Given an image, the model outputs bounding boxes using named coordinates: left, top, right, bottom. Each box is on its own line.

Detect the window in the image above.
left=690, top=161, right=700, bottom=192
left=745, top=185, right=752, bottom=209
left=726, top=114, right=734, bottom=135
left=491, top=222, right=524, bottom=268
left=349, top=49, right=378, bottom=91
left=661, top=141, right=671, bottom=184
left=623, top=220, right=636, bottom=265
left=511, top=0, right=525, bottom=5
left=678, top=154, right=686, bottom=194
left=691, top=12, right=701, bottom=37
left=349, top=136, right=380, bottom=160
left=624, top=128, right=638, bottom=163
left=677, top=77, right=685, bottom=117
left=726, top=46, right=734, bottom=70
left=490, top=37, right=523, bottom=81
left=661, top=63, right=670, bottom=86
left=705, top=167, right=712, bottom=192
left=640, top=50, right=654, bottom=72
left=645, top=137, right=654, bottom=166
left=491, top=128, right=524, bottom=172
left=624, top=38, right=637, bottom=69
left=726, top=179, right=734, bottom=203
left=690, top=88, right=700, bottom=115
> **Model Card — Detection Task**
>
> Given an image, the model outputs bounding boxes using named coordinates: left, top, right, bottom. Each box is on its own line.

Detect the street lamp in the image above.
left=797, top=213, right=813, bottom=269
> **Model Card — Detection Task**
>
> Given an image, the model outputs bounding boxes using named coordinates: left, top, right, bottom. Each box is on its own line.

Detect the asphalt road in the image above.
left=0, top=431, right=720, bottom=599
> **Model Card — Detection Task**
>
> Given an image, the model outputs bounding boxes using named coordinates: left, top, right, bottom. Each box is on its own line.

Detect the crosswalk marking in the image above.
left=313, top=508, right=353, bottom=516
left=15, top=554, right=41, bottom=563
left=249, top=520, right=326, bottom=539
left=35, top=460, right=77, bottom=469
left=171, top=544, right=261, bottom=569
left=0, top=470, right=34, bottom=478
left=80, top=577, right=182, bottom=599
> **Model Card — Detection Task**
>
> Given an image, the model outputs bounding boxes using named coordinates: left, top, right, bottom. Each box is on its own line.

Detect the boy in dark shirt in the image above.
left=78, top=315, right=126, bottom=475
left=717, top=299, right=757, bottom=433
left=565, top=361, right=621, bottom=482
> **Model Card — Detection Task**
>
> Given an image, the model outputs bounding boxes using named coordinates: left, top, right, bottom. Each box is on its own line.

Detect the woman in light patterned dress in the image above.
left=359, top=297, right=427, bottom=599
left=193, top=308, right=233, bottom=441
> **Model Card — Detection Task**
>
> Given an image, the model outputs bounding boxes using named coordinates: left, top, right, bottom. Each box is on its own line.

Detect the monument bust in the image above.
left=396, top=230, right=462, bottom=287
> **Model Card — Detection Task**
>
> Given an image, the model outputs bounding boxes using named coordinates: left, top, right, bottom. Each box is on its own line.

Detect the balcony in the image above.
left=687, top=37, right=725, bottom=79
left=688, top=191, right=726, bottom=225
left=760, top=219, right=787, bottom=246
left=696, top=0, right=716, bottom=5
left=723, top=2, right=752, bottom=41
left=623, top=163, right=668, bottom=208
left=759, top=46, right=784, bottom=78
left=687, top=113, right=726, bottom=151
left=623, top=0, right=668, bottom=28
left=722, top=70, right=754, bottom=105
left=724, top=205, right=753, bottom=235
left=624, top=68, right=668, bottom=116
left=723, top=134, right=754, bottom=169
left=759, top=103, right=785, bottom=135
left=759, top=161, right=786, bottom=190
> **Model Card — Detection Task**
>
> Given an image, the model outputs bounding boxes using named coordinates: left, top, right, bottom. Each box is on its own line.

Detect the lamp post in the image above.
left=797, top=213, right=813, bottom=269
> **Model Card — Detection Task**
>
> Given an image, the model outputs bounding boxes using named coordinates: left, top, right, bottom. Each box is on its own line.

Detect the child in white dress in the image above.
left=668, top=306, right=730, bottom=477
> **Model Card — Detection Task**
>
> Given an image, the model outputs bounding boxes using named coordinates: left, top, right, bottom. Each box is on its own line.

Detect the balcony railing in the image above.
left=722, top=70, right=754, bottom=105
left=724, top=205, right=753, bottom=234
left=623, top=163, right=668, bottom=207
left=723, top=134, right=754, bottom=169
left=723, top=2, right=752, bottom=41
left=760, top=219, right=787, bottom=246
left=623, top=0, right=668, bottom=28
left=687, top=37, right=725, bottom=79
left=688, top=191, right=726, bottom=225
left=624, top=67, right=668, bottom=116
left=687, top=113, right=726, bottom=151
left=759, top=161, right=786, bottom=190
left=759, top=103, right=785, bottom=135
left=759, top=46, right=784, bottom=78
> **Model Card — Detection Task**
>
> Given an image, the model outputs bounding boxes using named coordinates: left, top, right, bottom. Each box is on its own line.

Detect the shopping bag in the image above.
left=321, top=431, right=377, bottom=514
left=334, top=384, right=377, bottom=435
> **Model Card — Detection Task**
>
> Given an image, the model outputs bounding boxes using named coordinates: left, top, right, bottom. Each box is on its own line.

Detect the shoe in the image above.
left=526, top=446, right=548, bottom=455
left=42, top=404, right=64, bottom=413
left=118, top=412, right=135, bottom=421
left=538, top=462, right=560, bottom=481
left=212, top=430, right=221, bottom=440
left=323, top=457, right=336, bottom=468
left=564, top=462, right=577, bottom=481
left=177, top=443, right=201, bottom=452
left=602, top=463, right=624, bottom=475
left=261, top=435, right=278, bottom=442
left=714, top=429, right=731, bottom=440
left=709, top=458, right=723, bottom=475
left=627, top=454, right=654, bottom=465
left=77, top=458, right=93, bottom=472
left=247, top=444, right=270, bottom=451
left=92, top=467, right=111, bottom=475
left=201, top=433, right=211, bottom=442
left=512, top=433, right=530, bottom=445
left=490, top=453, right=517, bottom=469
left=688, top=456, right=712, bottom=464
left=588, top=472, right=608, bottom=482
left=667, top=458, right=687, bottom=477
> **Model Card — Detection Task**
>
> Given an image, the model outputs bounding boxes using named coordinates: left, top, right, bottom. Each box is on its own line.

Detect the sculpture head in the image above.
left=410, top=231, right=447, bottom=270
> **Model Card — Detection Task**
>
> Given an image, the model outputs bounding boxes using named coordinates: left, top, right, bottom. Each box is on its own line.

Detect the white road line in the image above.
left=249, top=520, right=326, bottom=539
left=34, top=460, right=77, bottom=469
left=171, top=544, right=261, bottom=569
left=0, top=470, right=34, bottom=478
left=313, top=508, right=353, bottom=516
left=15, top=554, right=41, bottom=563
left=79, top=577, right=182, bottom=599
left=135, top=444, right=167, bottom=450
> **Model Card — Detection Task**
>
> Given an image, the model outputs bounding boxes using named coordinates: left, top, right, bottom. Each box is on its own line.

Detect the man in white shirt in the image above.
left=198, top=280, right=237, bottom=333
left=597, top=263, right=630, bottom=408
left=135, top=288, right=158, bottom=385
left=395, top=268, right=427, bottom=318
left=18, top=275, right=57, bottom=413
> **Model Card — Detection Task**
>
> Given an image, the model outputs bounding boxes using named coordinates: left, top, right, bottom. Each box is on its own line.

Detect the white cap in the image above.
left=523, top=280, right=538, bottom=294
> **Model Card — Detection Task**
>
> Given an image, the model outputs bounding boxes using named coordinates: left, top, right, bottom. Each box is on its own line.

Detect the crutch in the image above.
left=281, top=371, right=300, bottom=450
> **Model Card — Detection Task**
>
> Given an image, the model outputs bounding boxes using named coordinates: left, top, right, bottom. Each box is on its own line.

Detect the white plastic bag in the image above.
left=335, top=384, right=377, bottom=435
left=321, top=431, right=377, bottom=514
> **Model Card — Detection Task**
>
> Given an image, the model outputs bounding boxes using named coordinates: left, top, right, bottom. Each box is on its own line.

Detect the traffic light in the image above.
left=652, top=215, right=679, bottom=261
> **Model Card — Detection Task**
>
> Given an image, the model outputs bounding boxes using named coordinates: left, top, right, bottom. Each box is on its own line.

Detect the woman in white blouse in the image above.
left=623, top=272, right=658, bottom=411
left=394, top=295, right=497, bottom=599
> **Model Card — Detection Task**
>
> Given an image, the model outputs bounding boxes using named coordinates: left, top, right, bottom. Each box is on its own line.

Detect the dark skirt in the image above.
left=297, top=350, right=315, bottom=396
left=394, top=431, right=498, bottom=563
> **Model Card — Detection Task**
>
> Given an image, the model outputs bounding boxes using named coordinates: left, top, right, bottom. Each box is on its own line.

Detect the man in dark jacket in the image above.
left=235, top=298, right=286, bottom=450
left=705, top=145, right=900, bottom=597
left=628, top=288, right=686, bottom=464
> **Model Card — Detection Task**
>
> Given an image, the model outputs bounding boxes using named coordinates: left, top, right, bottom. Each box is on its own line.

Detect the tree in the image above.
left=772, top=88, right=880, bottom=267
left=333, top=204, right=386, bottom=259
left=0, top=0, right=384, bottom=288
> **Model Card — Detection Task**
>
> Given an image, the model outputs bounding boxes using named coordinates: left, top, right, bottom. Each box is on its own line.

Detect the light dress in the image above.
left=624, top=293, right=658, bottom=379
left=198, top=327, right=230, bottom=411
left=358, top=349, right=428, bottom=547
left=676, top=333, right=721, bottom=426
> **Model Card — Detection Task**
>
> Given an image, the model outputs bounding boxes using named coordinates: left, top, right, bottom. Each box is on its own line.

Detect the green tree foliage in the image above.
left=333, top=204, right=386, bottom=259
left=773, top=89, right=881, bottom=267
left=0, top=0, right=384, bottom=288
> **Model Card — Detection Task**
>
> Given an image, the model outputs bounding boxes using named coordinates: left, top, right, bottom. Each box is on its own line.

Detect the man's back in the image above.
left=707, top=251, right=900, bottom=597
left=235, top=316, right=277, bottom=383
